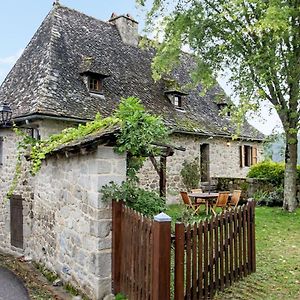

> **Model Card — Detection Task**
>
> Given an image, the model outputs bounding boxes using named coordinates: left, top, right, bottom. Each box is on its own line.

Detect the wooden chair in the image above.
left=180, top=191, right=201, bottom=215
left=228, top=190, right=242, bottom=208
left=211, top=191, right=230, bottom=216
left=190, top=188, right=209, bottom=214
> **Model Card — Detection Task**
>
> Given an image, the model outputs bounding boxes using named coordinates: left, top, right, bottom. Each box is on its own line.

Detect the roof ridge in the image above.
left=53, top=3, right=117, bottom=29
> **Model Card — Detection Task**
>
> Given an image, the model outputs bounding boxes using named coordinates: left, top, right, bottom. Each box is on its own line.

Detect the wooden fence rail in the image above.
left=174, top=201, right=256, bottom=299
left=112, top=200, right=256, bottom=300
left=112, top=201, right=171, bottom=300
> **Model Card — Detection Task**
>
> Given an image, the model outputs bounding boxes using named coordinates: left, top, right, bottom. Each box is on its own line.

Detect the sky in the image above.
left=0, top=0, right=282, bottom=135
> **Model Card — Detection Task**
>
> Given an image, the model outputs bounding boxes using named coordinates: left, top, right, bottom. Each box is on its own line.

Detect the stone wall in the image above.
left=138, top=133, right=263, bottom=202
left=0, top=121, right=73, bottom=256
left=0, top=129, right=34, bottom=256
left=0, top=123, right=127, bottom=300
left=29, top=145, right=126, bottom=299
left=32, top=119, right=77, bottom=139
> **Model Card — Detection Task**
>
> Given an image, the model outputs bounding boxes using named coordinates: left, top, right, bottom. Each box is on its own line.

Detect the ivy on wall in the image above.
left=7, top=97, right=169, bottom=200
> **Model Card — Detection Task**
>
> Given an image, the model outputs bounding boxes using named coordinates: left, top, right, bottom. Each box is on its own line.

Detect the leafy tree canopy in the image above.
left=138, top=0, right=300, bottom=211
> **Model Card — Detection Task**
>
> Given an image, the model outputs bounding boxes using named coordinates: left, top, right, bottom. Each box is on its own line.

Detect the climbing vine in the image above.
left=7, top=97, right=169, bottom=197
left=6, top=127, right=36, bottom=199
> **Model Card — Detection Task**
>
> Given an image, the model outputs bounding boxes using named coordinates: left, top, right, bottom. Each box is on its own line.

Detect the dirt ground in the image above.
left=0, top=252, right=74, bottom=300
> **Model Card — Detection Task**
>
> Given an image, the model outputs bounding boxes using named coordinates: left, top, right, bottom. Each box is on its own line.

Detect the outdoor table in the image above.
left=188, top=192, right=219, bottom=214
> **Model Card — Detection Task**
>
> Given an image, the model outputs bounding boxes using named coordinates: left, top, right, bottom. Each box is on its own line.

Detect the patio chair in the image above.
left=228, top=190, right=242, bottom=208
left=211, top=191, right=230, bottom=216
left=180, top=191, right=201, bottom=215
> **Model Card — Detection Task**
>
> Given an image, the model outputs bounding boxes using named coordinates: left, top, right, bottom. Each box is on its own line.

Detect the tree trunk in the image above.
left=283, top=135, right=298, bottom=212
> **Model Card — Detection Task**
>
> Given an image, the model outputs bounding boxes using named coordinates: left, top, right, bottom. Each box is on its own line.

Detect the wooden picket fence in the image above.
left=112, top=200, right=256, bottom=300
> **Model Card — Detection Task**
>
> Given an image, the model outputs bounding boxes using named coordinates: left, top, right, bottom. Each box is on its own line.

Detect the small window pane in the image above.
left=89, top=77, right=102, bottom=93
left=174, top=95, right=182, bottom=108
left=244, top=145, right=252, bottom=167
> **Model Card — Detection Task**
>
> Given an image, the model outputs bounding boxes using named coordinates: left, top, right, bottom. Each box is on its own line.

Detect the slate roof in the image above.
left=0, top=4, right=264, bottom=140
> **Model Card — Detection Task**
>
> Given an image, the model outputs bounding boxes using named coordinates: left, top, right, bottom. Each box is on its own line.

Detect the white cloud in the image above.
left=0, top=49, right=23, bottom=84
left=0, top=49, right=23, bottom=65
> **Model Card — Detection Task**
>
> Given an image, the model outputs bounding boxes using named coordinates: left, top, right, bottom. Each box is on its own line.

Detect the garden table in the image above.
left=188, top=192, right=232, bottom=215
left=188, top=192, right=219, bottom=214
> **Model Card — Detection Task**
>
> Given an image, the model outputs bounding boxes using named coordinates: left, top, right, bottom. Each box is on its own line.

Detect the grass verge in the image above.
left=167, top=203, right=300, bottom=300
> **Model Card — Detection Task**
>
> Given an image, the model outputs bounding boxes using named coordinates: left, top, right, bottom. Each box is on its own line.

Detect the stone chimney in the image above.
left=109, top=13, right=139, bottom=47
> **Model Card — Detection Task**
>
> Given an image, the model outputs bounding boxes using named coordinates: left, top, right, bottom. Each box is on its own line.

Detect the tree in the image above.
left=138, top=0, right=300, bottom=212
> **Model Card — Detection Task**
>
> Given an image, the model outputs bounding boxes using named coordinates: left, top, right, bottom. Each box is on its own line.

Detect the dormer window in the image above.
left=89, top=76, right=103, bottom=93
left=165, top=90, right=188, bottom=111
left=217, top=103, right=231, bottom=117
left=80, top=57, right=110, bottom=95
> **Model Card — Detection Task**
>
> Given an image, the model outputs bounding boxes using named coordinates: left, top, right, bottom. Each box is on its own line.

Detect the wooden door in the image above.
left=200, top=143, right=210, bottom=182
left=10, top=195, right=23, bottom=248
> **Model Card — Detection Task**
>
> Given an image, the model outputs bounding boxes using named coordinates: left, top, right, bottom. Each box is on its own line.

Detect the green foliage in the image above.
left=18, top=97, right=168, bottom=177
left=115, top=293, right=128, bottom=300
left=115, top=97, right=168, bottom=156
left=29, top=113, right=119, bottom=175
left=115, top=97, right=168, bottom=178
left=101, top=181, right=166, bottom=217
left=247, top=160, right=285, bottom=186
left=8, top=97, right=168, bottom=198
left=253, top=186, right=284, bottom=207
left=33, top=262, right=59, bottom=283
left=248, top=160, right=300, bottom=185
left=139, top=0, right=300, bottom=210
left=6, top=127, right=37, bottom=200
left=180, top=158, right=200, bottom=191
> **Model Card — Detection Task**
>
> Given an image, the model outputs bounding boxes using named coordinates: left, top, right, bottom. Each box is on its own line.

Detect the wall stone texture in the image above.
left=138, top=133, right=263, bottom=203
left=29, top=145, right=126, bottom=299
left=0, top=123, right=126, bottom=300
left=0, top=128, right=34, bottom=256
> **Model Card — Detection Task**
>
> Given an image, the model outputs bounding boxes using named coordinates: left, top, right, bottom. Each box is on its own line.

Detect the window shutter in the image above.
left=10, top=196, right=23, bottom=249
left=239, top=145, right=244, bottom=168
left=252, top=146, right=258, bottom=165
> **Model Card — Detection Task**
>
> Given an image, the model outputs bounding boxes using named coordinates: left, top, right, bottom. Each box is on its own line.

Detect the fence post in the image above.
left=152, top=212, right=171, bottom=300
left=175, top=222, right=185, bottom=300
left=112, top=200, right=123, bottom=294
left=250, top=200, right=256, bottom=272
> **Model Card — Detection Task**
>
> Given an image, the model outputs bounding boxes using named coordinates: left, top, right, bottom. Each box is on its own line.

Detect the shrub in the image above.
left=100, top=181, right=166, bottom=217
left=253, top=187, right=284, bottom=207
left=248, top=160, right=300, bottom=187
left=180, top=158, right=201, bottom=191
left=247, top=160, right=285, bottom=186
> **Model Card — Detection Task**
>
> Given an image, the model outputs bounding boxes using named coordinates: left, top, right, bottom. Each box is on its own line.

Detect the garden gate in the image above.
left=112, top=200, right=256, bottom=300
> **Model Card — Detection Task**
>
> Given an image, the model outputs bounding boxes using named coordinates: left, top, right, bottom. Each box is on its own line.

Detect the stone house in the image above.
left=0, top=3, right=264, bottom=299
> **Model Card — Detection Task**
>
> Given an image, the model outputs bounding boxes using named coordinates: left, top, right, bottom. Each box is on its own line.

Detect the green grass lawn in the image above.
left=166, top=204, right=300, bottom=300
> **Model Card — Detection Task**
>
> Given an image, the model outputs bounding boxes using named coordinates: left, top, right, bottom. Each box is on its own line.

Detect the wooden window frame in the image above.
left=240, top=145, right=258, bottom=168
left=88, top=76, right=103, bottom=94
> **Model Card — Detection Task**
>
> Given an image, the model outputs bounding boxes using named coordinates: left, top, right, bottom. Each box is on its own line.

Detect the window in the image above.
left=88, top=76, right=103, bottom=93
left=173, top=95, right=182, bottom=108
left=217, top=103, right=230, bottom=117
left=240, top=145, right=258, bottom=167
